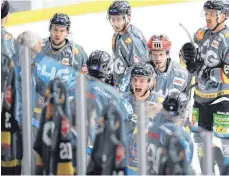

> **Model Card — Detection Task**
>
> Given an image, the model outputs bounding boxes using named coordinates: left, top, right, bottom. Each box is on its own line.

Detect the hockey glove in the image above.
left=180, top=42, right=203, bottom=73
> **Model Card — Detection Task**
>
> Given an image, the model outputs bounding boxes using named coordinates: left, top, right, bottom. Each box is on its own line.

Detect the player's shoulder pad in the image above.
left=126, top=24, right=146, bottom=45
left=122, top=32, right=134, bottom=47
left=69, top=41, right=85, bottom=55
left=193, top=26, right=208, bottom=43
left=171, top=60, right=188, bottom=76
left=219, top=27, right=229, bottom=48
left=2, top=31, right=13, bottom=41
left=42, top=37, right=50, bottom=47
left=122, top=91, right=132, bottom=99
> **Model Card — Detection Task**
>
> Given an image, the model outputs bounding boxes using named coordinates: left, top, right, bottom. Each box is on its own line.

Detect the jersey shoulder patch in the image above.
left=122, top=32, right=133, bottom=46
left=219, top=27, right=229, bottom=48
left=194, top=27, right=208, bottom=43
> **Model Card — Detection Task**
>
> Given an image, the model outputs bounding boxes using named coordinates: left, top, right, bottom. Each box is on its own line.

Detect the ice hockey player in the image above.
left=1, top=1, right=22, bottom=174
left=119, top=34, right=189, bottom=96
left=123, top=62, right=164, bottom=119
left=87, top=49, right=139, bottom=144
left=123, top=63, right=165, bottom=173
left=1, top=0, right=15, bottom=64
left=41, top=13, right=88, bottom=73
left=107, top=0, right=148, bottom=86
left=180, top=0, right=229, bottom=174
left=146, top=89, right=194, bottom=175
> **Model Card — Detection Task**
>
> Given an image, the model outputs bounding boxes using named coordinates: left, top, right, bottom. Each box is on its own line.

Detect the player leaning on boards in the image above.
left=180, top=0, right=229, bottom=174
left=107, top=0, right=149, bottom=86
left=41, top=13, right=88, bottom=73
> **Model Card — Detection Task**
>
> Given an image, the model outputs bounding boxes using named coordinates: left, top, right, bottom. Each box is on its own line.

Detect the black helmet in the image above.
left=49, top=13, right=71, bottom=31
left=204, top=0, right=229, bottom=17
left=87, top=50, right=114, bottom=84
left=131, top=62, right=155, bottom=89
left=1, top=0, right=9, bottom=19
left=163, top=89, right=188, bottom=117
left=131, top=62, right=154, bottom=78
left=108, top=0, right=131, bottom=16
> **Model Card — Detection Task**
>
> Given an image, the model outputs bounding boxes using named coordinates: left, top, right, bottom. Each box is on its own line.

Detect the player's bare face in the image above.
left=132, top=76, right=149, bottom=97
left=151, top=50, right=167, bottom=72
left=109, top=15, right=126, bottom=32
left=205, top=9, right=218, bottom=30
left=50, top=25, right=68, bottom=45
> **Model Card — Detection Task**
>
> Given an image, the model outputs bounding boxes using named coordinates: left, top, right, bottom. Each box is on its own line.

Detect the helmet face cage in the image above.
left=88, top=51, right=113, bottom=81
left=148, top=34, right=172, bottom=52
left=49, top=13, right=71, bottom=31
left=163, top=89, right=188, bottom=117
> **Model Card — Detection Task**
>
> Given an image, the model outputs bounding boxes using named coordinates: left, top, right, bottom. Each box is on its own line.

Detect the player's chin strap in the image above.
left=212, top=11, right=227, bottom=32
left=120, top=15, right=130, bottom=33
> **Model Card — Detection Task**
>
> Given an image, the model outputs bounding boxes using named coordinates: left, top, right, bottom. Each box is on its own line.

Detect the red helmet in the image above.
left=147, top=34, right=172, bottom=52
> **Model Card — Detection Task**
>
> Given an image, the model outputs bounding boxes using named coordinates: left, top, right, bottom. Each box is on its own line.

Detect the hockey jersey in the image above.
left=41, top=38, right=88, bottom=73
left=33, top=55, right=130, bottom=174
left=112, top=24, right=149, bottom=86
left=118, top=59, right=189, bottom=96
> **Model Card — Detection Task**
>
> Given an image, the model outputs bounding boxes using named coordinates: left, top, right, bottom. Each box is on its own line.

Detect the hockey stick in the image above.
left=179, top=23, right=195, bottom=97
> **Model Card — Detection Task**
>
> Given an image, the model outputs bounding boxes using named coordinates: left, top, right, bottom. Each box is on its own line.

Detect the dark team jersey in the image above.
left=33, top=55, right=129, bottom=174
left=119, top=60, right=189, bottom=95
left=1, top=54, right=22, bottom=173
left=128, top=116, right=193, bottom=175
left=193, top=26, right=229, bottom=104
left=112, top=24, right=149, bottom=85
left=33, top=78, right=76, bottom=175
left=41, top=38, right=88, bottom=73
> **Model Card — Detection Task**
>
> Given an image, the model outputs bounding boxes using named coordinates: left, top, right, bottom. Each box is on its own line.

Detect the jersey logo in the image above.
left=114, top=56, right=125, bottom=74
left=62, top=58, right=70, bottom=65
left=224, top=64, right=229, bottom=75
left=4, top=86, right=12, bottom=107
left=211, top=40, right=219, bottom=49
left=125, top=37, right=132, bottom=44
left=196, top=30, right=204, bottom=41
left=157, top=97, right=164, bottom=104
left=81, top=64, right=88, bottom=74
left=133, top=54, right=140, bottom=64
left=115, top=144, right=126, bottom=165
left=61, top=116, right=70, bottom=137
left=225, top=33, right=229, bottom=38
left=4, top=33, right=12, bottom=40
left=73, top=48, right=79, bottom=55
left=173, top=77, right=185, bottom=87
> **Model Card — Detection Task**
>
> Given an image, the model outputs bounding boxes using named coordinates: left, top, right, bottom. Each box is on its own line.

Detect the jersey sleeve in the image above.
left=209, top=35, right=229, bottom=84
left=72, top=44, right=88, bottom=74
left=117, top=66, right=133, bottom=92
left=193, top=27, right=207, bottom=46
left=120, top=34, right=148, bottom=67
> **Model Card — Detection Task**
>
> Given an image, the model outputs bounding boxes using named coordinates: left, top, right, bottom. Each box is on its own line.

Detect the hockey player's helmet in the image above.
left=49, top=13, right=71, bottom=31
left=108, top=0, right=131, bottom=16
left=204, top=0, right=229, bottom=17
left=131, top=62, right=155, bottom=85
left=148, top=34, right=172, bottom=52
left=163, top=89, right=188, bottom=117
left=87, top=50, right=114, bottom=83
left=1, top=0, right=9, bottom=19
